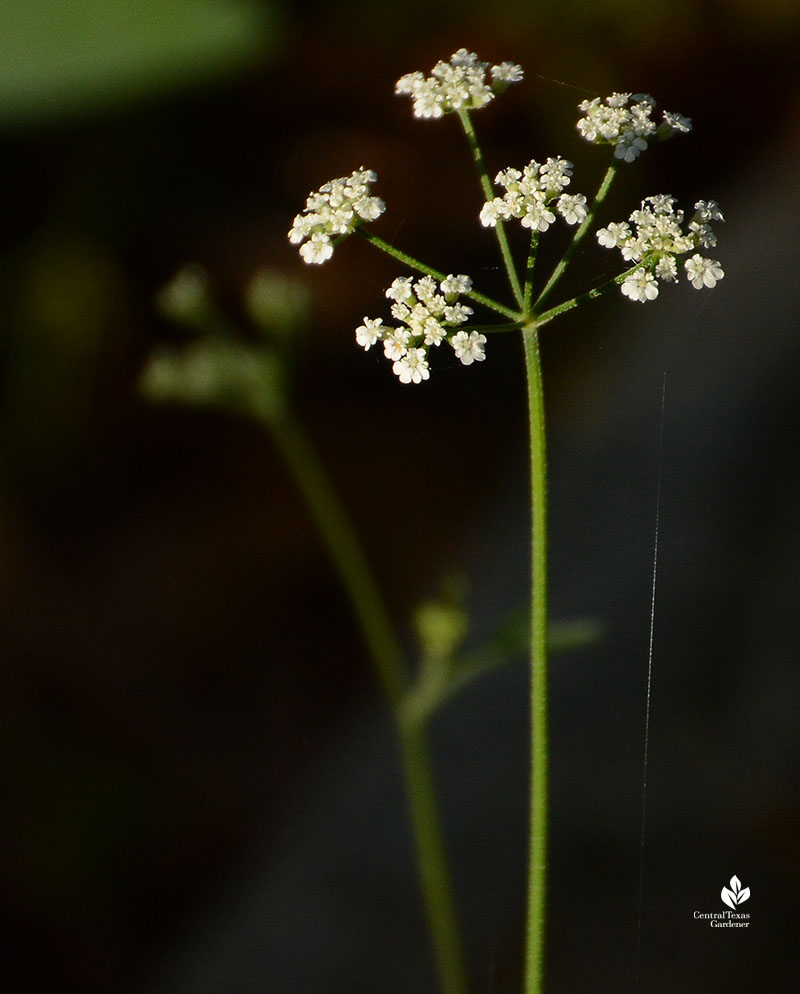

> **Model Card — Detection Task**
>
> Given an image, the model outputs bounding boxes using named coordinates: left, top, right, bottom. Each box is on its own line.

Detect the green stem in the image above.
left=521, top=321, right=548, bottom=994
left=400, top=714, right=469, bottom=994
left=535, top=162, right=619, bottom=310
left=524, top=231, right=540, bottom=317
left=456, top=109, right=524, bottom=309
left=536, top=264, right=639, bottom=327
left=469, top=321, right=525, bottom=335
left=272, top=414, right=405, bottom=705
left=268, top=410, right=469, bottom=994
left=359, top=230, right=519, bottom=321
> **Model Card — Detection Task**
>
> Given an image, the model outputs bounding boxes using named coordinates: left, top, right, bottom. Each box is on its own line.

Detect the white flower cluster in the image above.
left=355, top=275, right=486, bottom=383
left=479, top=157, right=587, bottom=232
left=596, top=196, right=725, bottom=302
left=396, top=49, right=523, bottom=120
left=577, top=93, right=692, bottom=163
left=288, top=168, right=385, bottom=264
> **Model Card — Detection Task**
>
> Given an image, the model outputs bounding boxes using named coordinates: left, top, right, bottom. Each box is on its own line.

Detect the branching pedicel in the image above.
left=288, top=49, right=724, bottom=384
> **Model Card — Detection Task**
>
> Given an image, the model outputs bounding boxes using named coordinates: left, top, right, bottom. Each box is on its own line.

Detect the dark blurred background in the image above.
left=2, top=2, right=800, bottom=993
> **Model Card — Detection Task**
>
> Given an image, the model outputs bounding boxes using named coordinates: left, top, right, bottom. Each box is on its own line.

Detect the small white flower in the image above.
left=694, top=200, right=724, bottom=223
left=443, top=303, right=474, bottom=325
left=596, top=221, right=631, bottom=248
left=383, top=328, right=411, bottom=360
left=407, top=302, right=431, bottom=333
left=689, top=221, right=717, bottom=249
left=440, top=274, right=472, bottom=298
left=647, top=194, right=676, bottom=212
left=662, top=110, right=692, bottom=133
left=390, top=301, right=412, bottom=322
left=288, top=214, right=311, bottom=245
left=414, top=276, right=439, bottom=303
left=614, top=133, right=649, bottom=163
left=685, top=254, right=725, bottom=289
left=423, top=318, right=447, bottom=346
left=299, top=232, right=334, bottom=264
left=557, top=193, right=588, bottom=225
left=479, top=200, right=503, bottom=227
left=621, top=269, right=659, bottom=302
left=393, top=348, right=431, bottom=384
left=451, top=330, right=487, bottom=365
left=522, top=201, right=556, bottom=232
left=395, top=71, right=424, bottom=96
left=655, top=255, right=678, bottom=282
left=495, top=166, right=522, bottom=186
left=425, top=293, right=447, bottom=318
left=355, top=317, right=385, bottom=350
left=620, top=236, right=646, bottom=262
left=539, top=157, right=573, bottom=192
left=491, top=62, right=524, bottom=84
left=385, top=276, right=415, bottom=304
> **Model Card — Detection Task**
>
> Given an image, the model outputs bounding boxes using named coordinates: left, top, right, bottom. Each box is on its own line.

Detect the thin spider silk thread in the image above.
left=635, top=370, right=667, bottom=993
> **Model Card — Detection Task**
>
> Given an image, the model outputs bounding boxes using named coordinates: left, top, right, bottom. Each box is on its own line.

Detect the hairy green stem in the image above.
left=521, top=321, right=548, bottom=994
left=535, top=162, right=619, bottom=310
left=536, top=263, right=639, bottom=327
left=456, top=109, right=524, bottom=309
left=524, top=231, right=540, bottom=316
left=359, top=230, right=518, bottom=321
left=269, top=411, right=469, bottom=994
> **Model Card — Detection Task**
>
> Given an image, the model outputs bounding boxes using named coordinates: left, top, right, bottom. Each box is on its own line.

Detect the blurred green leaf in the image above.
left=0, top=0, right=278, bottom=128
left=140, top=338, right=287, bottom=423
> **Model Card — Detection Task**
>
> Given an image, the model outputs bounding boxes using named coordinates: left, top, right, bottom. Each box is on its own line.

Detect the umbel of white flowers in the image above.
left=287, top=50, right=725, bottom=382
left=355, top=275, right=485, bottom=384
left=598, top=196, right=724, bottom=301
left=577, top=91, right=692, bottom=162
left=479, top=156, right=587, bottom=231
left=288, top=168, right=385, bottom=265
left=395, top=48, right=524, bottom=119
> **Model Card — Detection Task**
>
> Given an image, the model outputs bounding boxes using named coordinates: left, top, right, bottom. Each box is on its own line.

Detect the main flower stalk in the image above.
left=522, top=321, right=549, bottom=994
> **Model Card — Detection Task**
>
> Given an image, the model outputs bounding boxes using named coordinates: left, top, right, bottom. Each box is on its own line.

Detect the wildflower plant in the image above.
left=286, top=46, right=724, bottom=994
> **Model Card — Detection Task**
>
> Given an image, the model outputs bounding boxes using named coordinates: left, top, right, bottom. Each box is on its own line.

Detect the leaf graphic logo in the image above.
left=721, top=875, right=750, bottom=909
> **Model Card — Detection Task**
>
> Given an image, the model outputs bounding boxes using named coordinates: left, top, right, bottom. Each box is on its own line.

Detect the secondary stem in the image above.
left=359, top=230, right=519, bottom=321
left=536, top=263, right=639, bottom=327
left=456, top=109, right=524, bottom=309
left=400, top=714, right=470, bottom=994
left=521, top=321, right=549, bottom=994
left=535, top=162, right=619, bottom=310
left=524, top=231, right=540, bottom=316
left=269, top=410, right=469, bottom=994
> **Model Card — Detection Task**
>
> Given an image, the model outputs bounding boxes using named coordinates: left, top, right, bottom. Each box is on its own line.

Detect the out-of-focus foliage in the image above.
left=0, top=0, right=278, bottom=129
left=141, top=338, right=286, bottom=423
